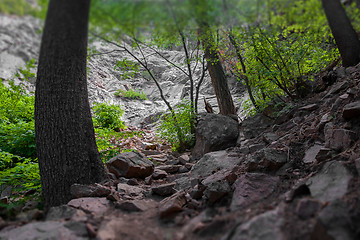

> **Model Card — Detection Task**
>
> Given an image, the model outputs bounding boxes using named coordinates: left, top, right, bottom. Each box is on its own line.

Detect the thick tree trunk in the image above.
left=35, top=0, right=106, bottom=210
left=199, top=25, right=237, bottom=115
left=321, top=0, right=360, bottom=67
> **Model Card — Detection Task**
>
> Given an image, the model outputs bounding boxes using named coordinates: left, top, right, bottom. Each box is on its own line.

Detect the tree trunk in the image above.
left=321, top=0, right=360, bottom=67
left=199, top=25, right=237, bottom=115
left=35, top=0, right=106, bottom=210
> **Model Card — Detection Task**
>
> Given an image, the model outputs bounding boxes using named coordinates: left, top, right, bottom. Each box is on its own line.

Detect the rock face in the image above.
left=192, top=113, right=239, bottom=159
left=342, top=101, right=360, bottom=119
left=231, top=173, right=279, bottom=210
left=306, top=161, right=351, bottom=202
left=106, top=151, right=154, bottom=179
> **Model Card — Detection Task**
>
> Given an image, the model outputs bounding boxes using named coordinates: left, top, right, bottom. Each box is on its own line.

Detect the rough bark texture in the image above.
left=199, top=25, right=237, bottom=115
left=322, top=0, right=360, bottom=67
left=35, top=0, right=106, bottom=210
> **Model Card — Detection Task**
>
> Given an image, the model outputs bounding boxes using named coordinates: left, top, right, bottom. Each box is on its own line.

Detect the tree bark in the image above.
left=321, top=0, right=360, bottom=67
left=35, top=0, right=106, bottom=210
left=199, top=25, right=237, bottom=115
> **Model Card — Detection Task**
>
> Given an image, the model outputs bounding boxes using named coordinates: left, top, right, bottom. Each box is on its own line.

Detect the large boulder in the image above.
left=106, top=151, right=154, bottom=179
left=241, top=113, right=273, bottom=139
left=192, top=113, right=239, bottom=159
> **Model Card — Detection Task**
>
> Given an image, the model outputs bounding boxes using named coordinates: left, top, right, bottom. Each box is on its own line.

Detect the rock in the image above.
left=315, top=148, right=332, bottom=162
left=355, top=158, right=360, bottom=175
left=157, top=165, right=181, bottom=174
left=190, top=151, right=242, bottom=178
left=202, top=169, right=237, bottom=186
left=231, top=173, right=279, bottom=210
left=303, top=144, right=323, bottom=163
left=296, top=198, right=323, bottom=220
left=174, top=177, right=194, bottom=191
left=306, top=161, right=351, bottom=202
left=0, top=221, right=89, bottom=240
left=106, top=151, right=154, bottom=179
left=179, top=154, right=190, bottom=164
left=152, top=183, right=176, bottom=196
left=46, top=205, right=86, bottom=221
left=70, top=183, right=111, bottom=198
left=152, top=169, right=168, bottom=180
left=246, top=148, right=288, bottom=172
left=115, top=199, right=158, bottom=212
left=299, top=103, right=318, bottom=111
left=262, top=132, right=279, bottom=144
left=284, top=183, right=311, bottom=202
left=68, top=197, right=112, bottom=216
left=117, top=183, right=144, bottom=197
left=311, top=200, right=356, bottom=240
left=249, top=143, right=265, bottom=153
left=203, top=180, right=231, bottom=204
left=192, top=113, right=239, bottom=159
left=178, top=166, right=189, bottom=173
left=342, top=101, right=360, bottom=119
left=159, top=191, right=187, bottom=218
left=229, top=207, right=284, bottom=240
left=241, top=113, right=273, bottom=139
left=324, top=127, right=357, bottom=151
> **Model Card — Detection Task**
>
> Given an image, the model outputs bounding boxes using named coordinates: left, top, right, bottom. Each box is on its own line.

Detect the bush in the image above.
left=114, top=89, right=148, bottom=100
left=92, top=102, right=125, bottom=130
left=158, top=100, right=195, bottom=151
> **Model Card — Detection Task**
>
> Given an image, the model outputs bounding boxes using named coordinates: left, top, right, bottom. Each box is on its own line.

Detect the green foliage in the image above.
left=0, top=0, right=48, bottom=18
left=158, top=101, right=194, bottom=151
left=95, top=127, right=143, bottom=162
left=0, top=151, right=41, bottom=206
left=114, top=58, right=140, bottom=80
left=92, top=102, right=125, bottom=130
left=14, top=59, right=36, bottom=83
left=114, top=89, right=147, bottom=100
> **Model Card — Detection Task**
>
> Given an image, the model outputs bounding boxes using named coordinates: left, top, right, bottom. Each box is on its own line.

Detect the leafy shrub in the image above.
left=114, top=89, right=148, bottom=100
left=158, top=100, right=195, bottom=151
left=114, top=58, right=140, bottom=80
left=92, top=102, right=125, bottom=130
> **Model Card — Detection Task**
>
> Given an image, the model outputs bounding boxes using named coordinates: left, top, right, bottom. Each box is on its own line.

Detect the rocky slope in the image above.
left=1, top=13, right=360, bottom=240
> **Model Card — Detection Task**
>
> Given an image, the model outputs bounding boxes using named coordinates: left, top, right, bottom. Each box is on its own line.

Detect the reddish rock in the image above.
left=152, top=169, right=168, bottom=180
left=115, top=199, right=158, bottom=212
left=117, top=183, right=144, bottom=197
left=152, top=183, right=176, bottom=196
left=203, top=180, right=231, bottom=204
left=325, top=128, right=357, bottom=151
left=179, top=154, right=190, bottom=164
left=299, top=104, right=318, bottom=111
left=67, top=197, right=112, bottom=216
left=246, top=148, right=287, bottom=171
left=315, top=148, right=332, bottom=162
left=296, top=198, right=323, bottom=219
left=159, top=191, right=187, bottom=218
left=157, top=165, right=181, bottom=174
left=231, top=173, right=279, bottom=210
left=70, top=183, right=111, bottom=198
left=106, top=151, right=154, bottom=179
left=303, top=144, right=323, bottom=163
left=342, top=101, right=360, bottom=119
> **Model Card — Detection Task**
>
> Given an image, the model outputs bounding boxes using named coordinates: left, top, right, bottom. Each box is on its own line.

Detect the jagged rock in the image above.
left=342, top=101, right=360, bottom=119
left=192, top=113, right=239, bottom=159
left=0, top=221, right=89, bottom=240
left=67, top=197, right=112, bottom=216
left=324, top=127, right=357, bottom=151
left=179, top=154, right=190, bottom=164
left=228, top=207, right=285, bottom=240
left=299, top=103, right=318, bottom=111
left=152, top=169, right=168, bottom=180
left=106, top=151, right=154, bottom=179
left=296, top=198, right=323, bottom=220
left=115, top=199, right=158, bottom=212
left=315, top=148, right=332, bottom=162
left=262, top=132, right=279, bottom=144
left=159, top=191, right=187, bottom=218
left=241, top=113, right=273, bottom=139
left=311, top=200, right=356, bottom=240
left=117, top=183, right=144, bottom=197
left=46, top=205, right=86, bottom=221
left=246, top=148, right=288, bottom=171
left=178, top=166, right=189, bottom=173
left=157, top=165, right=181, bottom=174
left=152, top=183, right=176, bottom=196
left=202, top=169, right=237, bottom=186
left=303, top=144, right=323, bottom=163
left=284, top=183, right=311, bottom=202
left=174, top=177, right=195, bottom=191
left=203, top=180, right=231, bottom=204
left=190, top=151, right=242, bottom=178
left=306, top=161, right=351, bottom=202
left=249, top=143, right=265, bottom=153
left=70, top=183, right=111, bottom=198
left=355, top=158, right=360, bottom=175
left=231, top=173, right=279, bottom=210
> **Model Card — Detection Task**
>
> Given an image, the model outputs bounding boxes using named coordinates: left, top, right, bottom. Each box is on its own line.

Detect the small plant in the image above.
left=114, top=58, right=140, bottom=80
left=92, top=102, right=125, bottom=130
left=114, top=89, right=148, bottom=100
left=14, top=59, right=36, bottom=82
left=158, top=100, right=195, bottom=152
